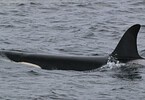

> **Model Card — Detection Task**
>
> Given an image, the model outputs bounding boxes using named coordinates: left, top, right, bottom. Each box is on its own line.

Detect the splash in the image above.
left=100, top=56, right=125, bottom=71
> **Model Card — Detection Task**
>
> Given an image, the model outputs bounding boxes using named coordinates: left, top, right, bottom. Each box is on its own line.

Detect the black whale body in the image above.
left=0, top=24, right=143, bottom=71
left=1, top=51, right=108, bottom=71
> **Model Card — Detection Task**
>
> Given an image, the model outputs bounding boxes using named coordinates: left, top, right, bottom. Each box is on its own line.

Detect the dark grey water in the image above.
left=0, top=0, right=145, bottom=100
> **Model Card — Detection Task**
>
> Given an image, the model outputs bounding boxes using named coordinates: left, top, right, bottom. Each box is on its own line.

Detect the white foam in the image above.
left=100, top=60, right=125, bottom=70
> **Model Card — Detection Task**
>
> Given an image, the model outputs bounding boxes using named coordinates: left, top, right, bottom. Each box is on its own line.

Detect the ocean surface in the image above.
left=0, top=0, right=145, bottom=100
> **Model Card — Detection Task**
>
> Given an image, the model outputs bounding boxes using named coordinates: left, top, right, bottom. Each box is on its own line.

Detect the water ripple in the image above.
left=0, top=0, right=145, bottom=100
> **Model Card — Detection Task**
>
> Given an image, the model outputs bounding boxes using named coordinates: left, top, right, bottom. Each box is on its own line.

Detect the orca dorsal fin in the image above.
left=111, top=24, right=142, bottom=62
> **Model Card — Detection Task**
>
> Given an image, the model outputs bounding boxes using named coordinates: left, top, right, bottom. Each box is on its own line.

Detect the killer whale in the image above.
left=0, top=24, right=144, bottom=71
